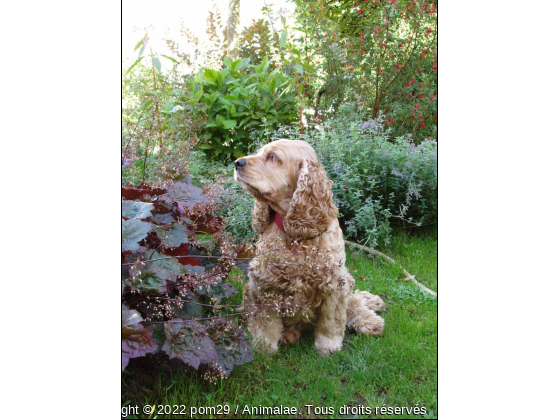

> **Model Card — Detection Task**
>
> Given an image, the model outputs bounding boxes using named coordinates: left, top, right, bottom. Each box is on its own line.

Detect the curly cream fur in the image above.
left=234, top=139, right=385, bottom=356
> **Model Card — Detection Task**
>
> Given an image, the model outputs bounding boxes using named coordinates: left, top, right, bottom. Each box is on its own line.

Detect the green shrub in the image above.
left=219, top=188, right=255, bottom=242
left=187, top=150, right=256, bottom=242
left=192, top=56, right=299, bottom=162
left=250, top=104, right=437, bottom=247
left=293, top=0, right=438, bottom=139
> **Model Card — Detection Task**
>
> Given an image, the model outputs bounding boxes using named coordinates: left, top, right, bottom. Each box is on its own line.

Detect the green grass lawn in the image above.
left=122, top=229, right=437, bottom=419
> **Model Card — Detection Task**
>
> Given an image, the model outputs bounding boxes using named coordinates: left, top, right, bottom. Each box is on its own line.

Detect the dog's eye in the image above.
left=267, top=153, right=277, bottom=162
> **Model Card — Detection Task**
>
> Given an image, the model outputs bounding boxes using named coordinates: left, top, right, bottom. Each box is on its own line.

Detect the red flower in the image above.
left=317, top=115, right=322, bottom=119
left=358, top=8, right=363, bottom=14
left=344, top=185, right=348, bottom=189
left=390, top=119, right=395, bottom=125
left=350, top=66, right=354, bottom=71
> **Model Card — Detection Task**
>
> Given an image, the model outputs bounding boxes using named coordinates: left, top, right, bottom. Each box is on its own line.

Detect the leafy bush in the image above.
left=219, top=187, right=256, bottom=242
left=122, top=39, right=206, bottom=186
left=121, top=179, right=254, bottom=381
left=292, top=0, right=437, bottom=139
left=249, top=104, right=437, bottom=247
left=191, top=56, right=299, bottom=161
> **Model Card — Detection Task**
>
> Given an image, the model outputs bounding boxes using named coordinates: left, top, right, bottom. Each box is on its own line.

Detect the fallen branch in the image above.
left=344, top=240, right=437, bottom=297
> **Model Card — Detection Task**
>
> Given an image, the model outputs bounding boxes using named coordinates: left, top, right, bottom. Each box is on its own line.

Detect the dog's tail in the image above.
left=346, top=290, right=385, bottom=335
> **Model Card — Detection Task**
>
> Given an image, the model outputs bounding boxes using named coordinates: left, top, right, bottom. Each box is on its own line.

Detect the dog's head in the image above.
left=234, top=139, right=338, bottom=239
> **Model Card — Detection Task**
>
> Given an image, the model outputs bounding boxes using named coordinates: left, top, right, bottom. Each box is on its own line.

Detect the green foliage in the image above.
left=239, top=19, right=280, bottom=64
left=250, top=105, right=437, bottom=247
left=192, top=56, right=299, bottom=161
left=122, top=34, right=206, bottom=186
left=219, top=187, right=256, bottom=242
left=293, top=0, right=438, bottom=139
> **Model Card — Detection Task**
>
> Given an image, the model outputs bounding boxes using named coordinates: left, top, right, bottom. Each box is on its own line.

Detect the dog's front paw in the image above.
left=314, top=334, right=343, bottom=356
left=281, top=329, right=301, bottom=345
left=252, top=336, right=279, bottom=354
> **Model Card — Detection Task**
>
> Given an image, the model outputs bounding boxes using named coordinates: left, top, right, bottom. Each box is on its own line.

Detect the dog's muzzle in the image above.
left=234, top=158, right=247, bottom=170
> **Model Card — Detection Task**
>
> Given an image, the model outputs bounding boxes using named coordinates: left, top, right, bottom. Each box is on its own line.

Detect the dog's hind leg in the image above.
left=352, top=290, right=386, bottom=313
left=346, top=292, right=385, bottom=336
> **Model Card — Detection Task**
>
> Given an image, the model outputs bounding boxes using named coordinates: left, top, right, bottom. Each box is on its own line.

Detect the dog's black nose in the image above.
left=235, top=159, right=247, bottom=169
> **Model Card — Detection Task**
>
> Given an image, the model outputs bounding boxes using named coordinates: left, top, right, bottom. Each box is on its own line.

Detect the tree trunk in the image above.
left=227, top=0, right=240, bottom=60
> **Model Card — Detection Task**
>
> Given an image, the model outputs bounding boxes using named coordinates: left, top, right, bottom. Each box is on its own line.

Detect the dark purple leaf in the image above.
left=159, top=182, right=210, bottom=208
left=196, top=281, right=237, bottom=300
left=152, top=212, right=175, bottom=224
left=147, top=251, right=186, bottom=276
left=207, top=318, right=253, bottom=376
left=162, top=320, right=218, bottom=370
left=125, top=263, right=172, bottom=294
left=122, top=185, right=166, bottom=200
left=122, top=219, right=152, bottom=252
left=155, top=223, right=189, bottom=248
left=122, top=305, right=158, bottom=370
left=176, top=202, right=185, bottom=216
left=185, top=265, right=206, bottom=276
left=122, top=200, right=154, bottom=219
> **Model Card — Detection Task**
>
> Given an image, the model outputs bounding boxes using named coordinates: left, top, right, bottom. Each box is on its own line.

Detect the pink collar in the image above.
left=274, top=211, right=285, bottom=232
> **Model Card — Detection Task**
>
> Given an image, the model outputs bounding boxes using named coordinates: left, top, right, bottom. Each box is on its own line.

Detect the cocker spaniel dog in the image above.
left=234, top=139, right=385, bottom=356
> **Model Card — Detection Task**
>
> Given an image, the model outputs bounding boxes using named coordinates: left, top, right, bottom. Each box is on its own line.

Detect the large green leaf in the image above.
left=279, top=31, right=287, bottom=49
left=204, top=69, right=217, bottom=84
left=152, top=57, right=162, bottom=73
left=223, top=56, right=233, bottom=69
left=122, top=219, right=152, bottom=251
left=122, top=201, right=154, bottom=219
left=222, top=120, right=237, bottom=130
left=160, top=54, right=178, bottom=64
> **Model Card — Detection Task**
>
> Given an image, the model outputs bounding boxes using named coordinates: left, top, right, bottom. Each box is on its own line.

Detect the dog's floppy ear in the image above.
left=251, top=200, right=273, bottom=234
left=284, top=159, right=338, bottom=239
